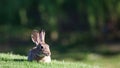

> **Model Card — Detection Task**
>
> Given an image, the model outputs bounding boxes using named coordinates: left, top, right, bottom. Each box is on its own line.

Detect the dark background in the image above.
left=0, top=0, right=120, bottom=61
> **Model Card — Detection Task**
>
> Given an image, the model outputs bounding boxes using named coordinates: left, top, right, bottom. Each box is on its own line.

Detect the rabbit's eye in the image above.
left=39, top=46, right=43, bottom=49
left=37, top=45, right=43, bottom=49
left=41, top=46, right=43, bottom=49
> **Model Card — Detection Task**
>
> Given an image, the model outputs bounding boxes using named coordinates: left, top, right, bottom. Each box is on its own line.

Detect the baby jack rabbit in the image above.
left=28, top=30, right=51, bottom=63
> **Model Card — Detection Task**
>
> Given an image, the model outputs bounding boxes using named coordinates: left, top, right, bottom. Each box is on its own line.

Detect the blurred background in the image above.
left=0, top=0, right=120, bottom=61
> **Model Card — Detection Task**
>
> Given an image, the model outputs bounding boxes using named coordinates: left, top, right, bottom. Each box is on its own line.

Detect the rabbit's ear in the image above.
left=40, top=30, right=45, bottom=43
left=31, top=30, right=41, bottom=45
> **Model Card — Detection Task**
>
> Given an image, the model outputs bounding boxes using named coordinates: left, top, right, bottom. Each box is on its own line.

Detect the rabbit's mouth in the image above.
left=37, top=54, right=45, bottom=57
left=37, top=53, right=49, bottom=57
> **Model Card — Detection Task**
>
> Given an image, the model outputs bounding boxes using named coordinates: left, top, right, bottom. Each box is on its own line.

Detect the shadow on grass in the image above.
left=13, top=59, right=27, bottom=61
left=0, top=58, right=27, bottom=62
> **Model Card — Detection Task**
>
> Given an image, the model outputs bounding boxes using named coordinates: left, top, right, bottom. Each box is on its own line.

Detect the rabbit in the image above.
left=28, top=29, right=51, bottom=63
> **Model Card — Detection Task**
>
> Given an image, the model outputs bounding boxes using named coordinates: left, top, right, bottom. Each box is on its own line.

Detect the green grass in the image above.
left=0, top=53, right=120, bottom=68
left=84, top=53, right=120, bottom=68
left=0, top=53, right=100, bottom=68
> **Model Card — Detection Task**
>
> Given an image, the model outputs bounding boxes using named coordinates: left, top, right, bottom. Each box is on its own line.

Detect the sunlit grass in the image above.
left=0, top=53, right=100, bottom=68
left=0, top=53, right=120, bottom=68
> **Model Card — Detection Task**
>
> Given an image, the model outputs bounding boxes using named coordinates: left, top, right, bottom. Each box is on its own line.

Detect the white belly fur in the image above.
left=40, top=56, right=51, bottom=63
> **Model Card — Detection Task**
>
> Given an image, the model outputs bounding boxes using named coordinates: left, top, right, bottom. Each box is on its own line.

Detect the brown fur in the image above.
left=28, top=30, right=51, bottom=63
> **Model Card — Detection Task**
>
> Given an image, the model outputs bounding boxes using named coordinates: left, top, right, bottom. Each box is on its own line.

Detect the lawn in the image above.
left=0, top=53, right=119, bottom=68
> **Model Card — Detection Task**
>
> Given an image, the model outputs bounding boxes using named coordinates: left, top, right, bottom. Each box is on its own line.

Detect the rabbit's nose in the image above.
left=45, top=53, right=49, bottom=56
left=43, top=51, right=49, bottom=56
